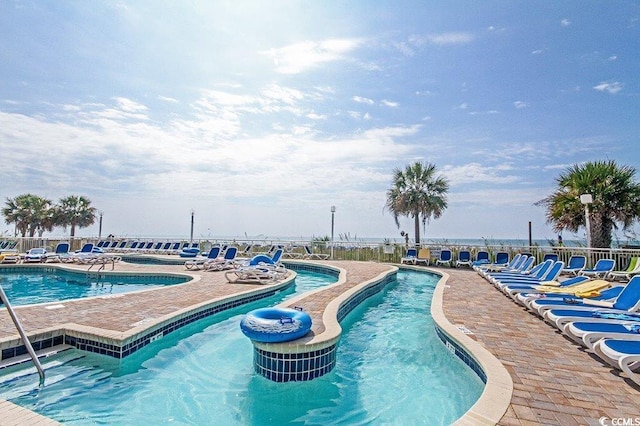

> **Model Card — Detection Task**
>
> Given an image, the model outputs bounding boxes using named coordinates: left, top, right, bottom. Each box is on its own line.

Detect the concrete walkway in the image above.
left=440, top=267, right=640, bottom=425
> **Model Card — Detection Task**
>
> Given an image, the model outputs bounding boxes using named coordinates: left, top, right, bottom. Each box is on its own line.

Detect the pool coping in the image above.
left=426, top=266, right=513, bottom=425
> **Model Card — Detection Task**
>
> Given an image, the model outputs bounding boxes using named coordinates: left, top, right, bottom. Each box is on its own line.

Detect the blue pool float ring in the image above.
left=240, top=308, right=312, bottom=343
left=249, top=254, right=274, bottom=265
left=179, top=248, right=200, bottom=258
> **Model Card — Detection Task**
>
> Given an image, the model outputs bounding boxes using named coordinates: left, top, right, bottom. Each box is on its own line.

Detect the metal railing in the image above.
left=3, top=237, right=640, bottom=271
left=0, top=283, right=45, bottom=384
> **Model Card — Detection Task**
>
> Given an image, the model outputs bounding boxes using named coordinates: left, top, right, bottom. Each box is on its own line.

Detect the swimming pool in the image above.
left=0, top=267, right=189, bottom=306
left=0, top=269, right=483, bottom=423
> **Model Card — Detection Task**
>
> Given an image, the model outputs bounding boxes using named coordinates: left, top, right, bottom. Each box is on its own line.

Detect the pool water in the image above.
left=0, top=270, right=483, bottom=424
left=0, top=268, right=188, bottom=306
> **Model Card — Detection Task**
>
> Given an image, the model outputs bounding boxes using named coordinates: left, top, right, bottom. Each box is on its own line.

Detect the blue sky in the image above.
left=1, top=1, right=639, bottom=243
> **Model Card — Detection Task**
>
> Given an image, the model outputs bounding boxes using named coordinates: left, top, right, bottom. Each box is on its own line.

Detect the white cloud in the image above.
left=513, top=101, right=528, bottom=109
left=114, top=97, right=147, bottom=113
left=409, top=32, right=474, bottom=46
left=380, top=100, right=399, bottom=108
left=262, top=38, right=362, bottom=74
left=531, top=49, right=545, bottom=55
left=353, top=96, right=375, bottom=104
left=442, top=163, right=520, bottom=187
left=455, top=103, right=468, bottom=110
left=158, top=95, right=179, bottom=103
left=306, top=112, right=327, bottom=120
left=561, top=19, right=571, bottom=27
left=593, top=81, right=623, bottom=94
left=609, top=55, right=618, bottom=61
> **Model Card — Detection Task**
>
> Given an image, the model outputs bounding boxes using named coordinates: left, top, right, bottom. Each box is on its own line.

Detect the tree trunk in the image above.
left=414, top=214, right=421, bottom=247
left=591, top=214, right=612, bottom=248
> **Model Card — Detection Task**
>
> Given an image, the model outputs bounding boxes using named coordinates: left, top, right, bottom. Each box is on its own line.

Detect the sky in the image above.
left=1, top=1, right=639, bottom=243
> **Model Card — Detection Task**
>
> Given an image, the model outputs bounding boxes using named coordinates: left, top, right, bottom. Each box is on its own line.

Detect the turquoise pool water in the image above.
left=0, top=270, right=483, bottom=424
left=0, top=268, right=188, bottom=306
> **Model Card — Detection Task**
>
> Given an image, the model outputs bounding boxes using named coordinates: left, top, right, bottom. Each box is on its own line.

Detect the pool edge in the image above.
left=429, top=267, right=513, bottom=426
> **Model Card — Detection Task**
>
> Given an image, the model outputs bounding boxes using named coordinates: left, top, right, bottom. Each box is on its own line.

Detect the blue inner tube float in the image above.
left=240, top=307, right=312, bottom=343
left=179, top=248, right=200, bottom=258
left=249, top=254, right=274, bottom=265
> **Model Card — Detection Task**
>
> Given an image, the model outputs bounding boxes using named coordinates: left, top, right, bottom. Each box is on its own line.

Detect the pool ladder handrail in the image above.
left=0, top=283, right=45, bottom=385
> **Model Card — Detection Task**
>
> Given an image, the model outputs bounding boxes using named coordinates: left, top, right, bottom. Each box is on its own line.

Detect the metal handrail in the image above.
left=0, top=284, right=45, bottom=385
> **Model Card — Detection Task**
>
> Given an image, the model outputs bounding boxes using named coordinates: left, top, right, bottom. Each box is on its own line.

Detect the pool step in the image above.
left=0, top=344, right=79, bottom=379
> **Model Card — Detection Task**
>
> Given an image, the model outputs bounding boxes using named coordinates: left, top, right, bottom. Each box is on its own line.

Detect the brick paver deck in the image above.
left=440, top=267, right=640, bottom=425
left=0, top=260, right=639, bottom=425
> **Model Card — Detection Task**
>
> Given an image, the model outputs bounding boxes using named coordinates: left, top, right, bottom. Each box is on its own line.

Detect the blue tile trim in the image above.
left=250, top=268, right=398, bottom=383
left=281, top=262, right=340, bottom=278
left=254, top=344, right=337, bottom=382
left=0, top=266, right=188, bottom=284
left=435, top=327, right=487, bottom=384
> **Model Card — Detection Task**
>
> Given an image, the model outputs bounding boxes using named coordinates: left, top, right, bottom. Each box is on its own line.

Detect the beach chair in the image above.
left=400, top=248, right=418, bottom=265
left=416, top=248, right=430, bottom=266
left=608, top=257, right=640, bottom=281
left=580, top=258, right=615, bottom=279
left=435, top=249, right=452, bottom=267
left=471, top=251, right=490, bottom=268
left=204, top=247, right=238, bottom=271
left=592, top=338, right=640, bottom=386
left=184, top=246, right=221, bottom=270
left=46, top=242, right=71, bottom=263
left=561, top=255, right=586, bottom=276
left=455, top=250, right=472, bottom=268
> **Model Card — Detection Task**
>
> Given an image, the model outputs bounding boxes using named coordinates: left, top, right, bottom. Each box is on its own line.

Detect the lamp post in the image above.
left=190, top=209, right=195, bottom=244
left=580, top=194, right=593, bottom=249
left=330, top=206, right=336, bottom=259
left=98, top=211, right=103, bottom=240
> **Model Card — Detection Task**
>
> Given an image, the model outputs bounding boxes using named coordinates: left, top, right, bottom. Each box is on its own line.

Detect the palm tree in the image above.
left=57, top=195, right=97, bottom=238
left=385, top=161, right=449, bottom=247
left=536, top=160, right=640, bottom=248
left=2, top=194, right=54, bottom=237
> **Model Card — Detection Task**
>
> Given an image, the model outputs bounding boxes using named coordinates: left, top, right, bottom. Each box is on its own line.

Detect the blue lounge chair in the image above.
left=543, top=275, right=640, bottom=329
left=184, top=246, right=221, bottom=270
left=561, top=255, right=587, bottom=276
left=487, top=259, right=552, bottom=288
left=204, top=246, right=239, bottom=271
left=401, top=248, right=418, bottom=265
left=45, top=242, right=71, bottom=263
left=565, top=321, right=640, bottom=351
left=435, top=249, right=452, bottom=267
left=580, top=258, right=615, bottom=279
left=592, top=338, right=640, bottom=386
left=483, top=255, right=535, bottom=280
left=501, top=261, right=567, bottom=299
left=526, top=281, right=622, bottom=314
left=475, top=252, right=514, bottom=274
left=471, top=250, right=490, bottom=268
left=494, top=251, right=510, bottom=267
left=225, top=249, right=287, bottom=284
left=455, top=250, right=472, bottom=268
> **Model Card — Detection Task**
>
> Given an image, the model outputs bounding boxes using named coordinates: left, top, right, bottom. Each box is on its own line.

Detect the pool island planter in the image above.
left=248, top=264, right=398, bottom=382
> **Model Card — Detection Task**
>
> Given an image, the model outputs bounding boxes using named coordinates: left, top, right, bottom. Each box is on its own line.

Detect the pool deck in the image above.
left=0, top=260, right=638, bottom=425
